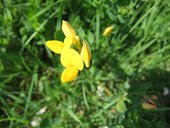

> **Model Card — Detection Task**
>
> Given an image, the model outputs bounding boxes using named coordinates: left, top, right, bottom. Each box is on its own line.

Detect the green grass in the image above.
left=0, top=0, right=170, bottom=127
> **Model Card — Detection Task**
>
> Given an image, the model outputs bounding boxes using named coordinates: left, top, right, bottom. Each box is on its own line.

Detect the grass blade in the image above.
left=62, top=104, right=87, bottom=127
left=24, top=65, right=38, bottom=116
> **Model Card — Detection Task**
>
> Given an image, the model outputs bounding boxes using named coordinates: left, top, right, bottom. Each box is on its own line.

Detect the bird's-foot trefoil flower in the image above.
left=45, top=20, right=92, bottom=83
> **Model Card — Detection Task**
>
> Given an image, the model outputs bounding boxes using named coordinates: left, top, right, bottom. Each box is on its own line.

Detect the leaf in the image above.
left=87, top=32, right=94, bottom=44
left=117, top=15, right=125, bottom=24
left=29, top=1, right=61, bottom=20
left=116, top=100, right=127, bottom=113
left=117, top=113, right=125, bottom=125
left=62, top=105, right=87, bottom=127
left=4, top=8, right=12, bottom=21
left=82, top=84, right=90, bottom=110
left=155, top=121, right=170, bottom=128
left=77, top=27, right=85, bottom=39
left=40, top=117, right=52, bottom=128
left=140, top=119, right=153, bottom=128
left=54, top=30, right=65, bottom=42
left=104, top=95, right=121, bottom=109
left=52, top=117, right=63, bottom=126
left=108, top=12, right=117, bottom=21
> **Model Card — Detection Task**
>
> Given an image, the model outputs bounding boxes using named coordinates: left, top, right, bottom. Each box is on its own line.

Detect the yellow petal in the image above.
left=62, top=20, right=77, bottom=37
left=142, top=102, right=157, bottom=109
left=60, top=48, right=72, bottom=67
left=45, top=40, right=64, bottom=54
left=70, top=49, right=84, bottom=70
left=80, top=40, right=92, bottom=68
left=103, top=26, right=113, bottom=36
left=64, top=35, right=77, bottom=48
left=61, top=66, right=79, bottom=83
left=61, top=48, right=84, bottom=70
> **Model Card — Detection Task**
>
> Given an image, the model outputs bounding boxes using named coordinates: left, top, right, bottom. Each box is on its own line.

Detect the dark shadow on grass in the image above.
left=124, top=68, right=170, bottom=127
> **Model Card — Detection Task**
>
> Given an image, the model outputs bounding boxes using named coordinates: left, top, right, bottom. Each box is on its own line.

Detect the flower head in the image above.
left=45, top=20, right=92, bottom=83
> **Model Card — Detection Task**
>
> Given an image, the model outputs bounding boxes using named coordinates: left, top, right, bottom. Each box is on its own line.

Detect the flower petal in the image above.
left=60, top=48, right=72, bottom=67
left=45, top=40, right=64, bottom=54
left=103, top=26, right=113, bottom=36
left=70, top=48, right=84, bottom=70
left=61, top=66, right=79, bottom=83
left=61, top=48, right=84, bottom=70
left=62, top=20, right=77, bottom=37
left=80, top=40, right=92, bottom=68
left=64, top=35, right=77, bottom=48
left=64, top=35, right=82, bottom=52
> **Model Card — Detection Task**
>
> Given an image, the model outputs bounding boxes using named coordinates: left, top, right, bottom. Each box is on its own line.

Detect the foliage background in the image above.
left=0, top=0, right=170, bottom=127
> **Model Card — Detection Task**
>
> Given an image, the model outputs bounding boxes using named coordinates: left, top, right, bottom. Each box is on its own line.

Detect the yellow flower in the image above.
left=103, top=26, right=113, bottom=36
left=45, top=20, right=92, bottom=83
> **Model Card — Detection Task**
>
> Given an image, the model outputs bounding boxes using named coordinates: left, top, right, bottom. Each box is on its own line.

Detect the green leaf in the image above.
left=155, top=121, right=170, bottom=128
left=4, top=8, right=12, bottom=21
left=117, top=15, right=125, bottom=24
left=108, top=12, right=117, bottom=21
left=140, top=119, right=153, bottom=128
left=52, top=117, right=63, bottom=126
left=104, top=95, right=121, bottom=109
left=54, top=30, right=65, bottom=42
left=87, top=32, right=94, bottom=44
left=77, top=27, right=85, bottom=39
left=117, top=113, right=125, bottom=125
left=82, top=84, right=90, bottom=110
left=29, top=1, right=61, bottom=20
left=62, top=105, right=87, bottom=127
left=116, top=100, right=127, bottom=113
left=40, top=117, right=52, bottom=128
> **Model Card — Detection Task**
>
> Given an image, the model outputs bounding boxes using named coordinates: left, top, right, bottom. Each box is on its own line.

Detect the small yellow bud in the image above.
left=80, top=40, right=92, bottom=68
left=103, top=26, right=113, bottom=36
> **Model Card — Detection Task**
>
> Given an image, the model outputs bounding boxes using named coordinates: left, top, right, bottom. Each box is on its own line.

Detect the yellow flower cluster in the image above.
left=45, top=20, right=92, bottom=83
